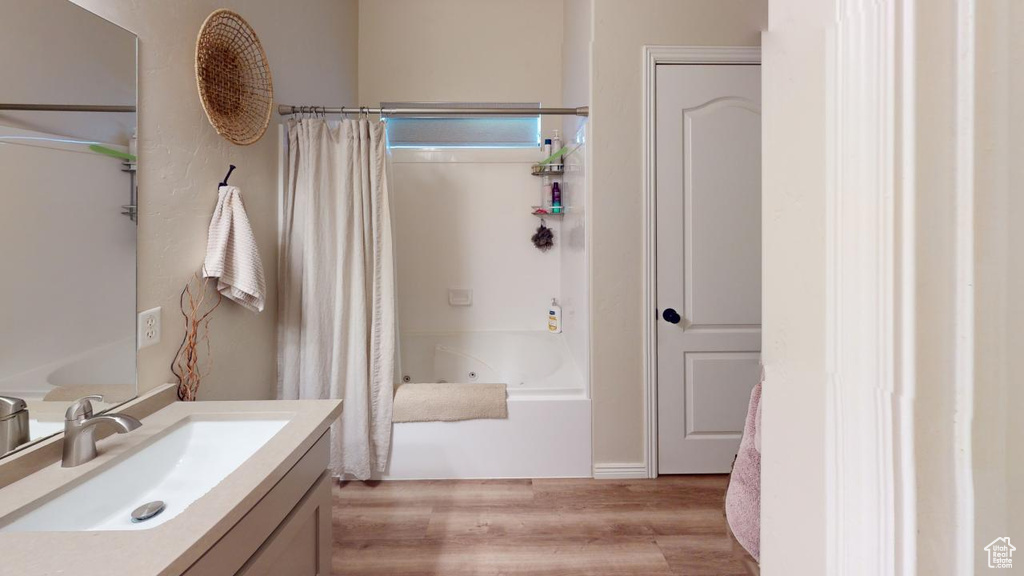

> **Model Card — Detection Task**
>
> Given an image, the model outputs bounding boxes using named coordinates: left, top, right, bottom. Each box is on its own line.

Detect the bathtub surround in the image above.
left=558, top=136, right=589, bottom=383
left=560, top=0, right=592, bottom=390
left=391, top=148, right=560, bottom=334
left=278, top=119, right=396, bottom=481
left=68, top=0, right=359, bottom=400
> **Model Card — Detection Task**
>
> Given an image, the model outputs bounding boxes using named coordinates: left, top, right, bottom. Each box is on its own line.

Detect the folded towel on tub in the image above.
left=392, top=382, right=508, bottom=423
left=203, top=185, right=266, bottom=312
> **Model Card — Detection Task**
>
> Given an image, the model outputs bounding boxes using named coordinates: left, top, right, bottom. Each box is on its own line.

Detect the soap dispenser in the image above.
left=548, top=298, right=562, bottom=334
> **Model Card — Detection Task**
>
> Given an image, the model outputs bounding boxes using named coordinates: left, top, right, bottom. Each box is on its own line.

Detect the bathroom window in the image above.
left=383, top=102, right=541, bottom=148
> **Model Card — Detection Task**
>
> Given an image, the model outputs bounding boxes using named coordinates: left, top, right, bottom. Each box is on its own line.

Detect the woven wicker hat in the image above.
left=195, top=9, right=273, bottom=146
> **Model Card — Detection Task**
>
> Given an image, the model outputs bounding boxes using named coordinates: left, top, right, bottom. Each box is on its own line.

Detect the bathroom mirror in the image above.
left=0, top=0, right=138, bottom=457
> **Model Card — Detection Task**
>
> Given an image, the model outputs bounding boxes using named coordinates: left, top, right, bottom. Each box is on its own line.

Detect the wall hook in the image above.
left=219, top=165, right=237, bottom=188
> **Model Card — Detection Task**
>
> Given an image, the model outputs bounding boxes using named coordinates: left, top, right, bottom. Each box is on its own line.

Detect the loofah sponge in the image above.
left=531, top=222, right=555, bottom=252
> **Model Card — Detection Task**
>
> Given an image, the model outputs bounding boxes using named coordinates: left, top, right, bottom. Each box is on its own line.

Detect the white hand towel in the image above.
left=203, top=186, right=266, bottom=312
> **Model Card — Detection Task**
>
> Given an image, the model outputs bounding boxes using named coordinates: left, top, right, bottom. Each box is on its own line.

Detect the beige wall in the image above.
left=913, top=1, right=966, bottom=571
left=70, top=0, right=358, bottom=400
left=974, top=0, right=1024, bottom=570
left=588, top=0, right=766, bottom=466
left=561, top=0, right=592, bottom=139
left=358, top=0, right=563, bottom=136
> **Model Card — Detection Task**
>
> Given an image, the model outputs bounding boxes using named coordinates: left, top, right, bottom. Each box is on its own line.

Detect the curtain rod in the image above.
left=0, top=103, right=136, bottom=113
left=278, top=105, right=589, bottom=117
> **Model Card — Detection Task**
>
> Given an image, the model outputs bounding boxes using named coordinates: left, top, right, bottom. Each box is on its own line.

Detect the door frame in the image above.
left=641, top=45, right=762, bottom=479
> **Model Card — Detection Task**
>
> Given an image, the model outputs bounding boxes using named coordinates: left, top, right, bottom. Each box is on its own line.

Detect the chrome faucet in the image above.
left=0, top=396, right=29, bottom=455
left=62, top=395, right=141, bottom=468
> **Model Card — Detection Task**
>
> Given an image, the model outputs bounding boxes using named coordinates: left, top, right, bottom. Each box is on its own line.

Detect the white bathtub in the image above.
left=398, top=331, right=586, bottom=397
left=384, top=331, right=592, bottom=479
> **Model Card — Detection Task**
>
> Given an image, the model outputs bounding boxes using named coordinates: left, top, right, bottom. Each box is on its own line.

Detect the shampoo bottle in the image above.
left=542, top=176, right=553, bottom=210
left=551, top=182, right=562, bottom=214
left=548, top=298, right=562, bottom=333
left=551, top=130, right=563, bottom=167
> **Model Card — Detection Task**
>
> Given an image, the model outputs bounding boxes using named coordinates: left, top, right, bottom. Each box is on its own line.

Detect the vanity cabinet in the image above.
left=239, top=473, right=332, bottom=575
left=183, top=432, right=332, bottom=576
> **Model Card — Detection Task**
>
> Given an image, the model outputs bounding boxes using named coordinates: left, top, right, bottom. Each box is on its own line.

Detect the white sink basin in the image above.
left=1, top=417, right=288, bottom=532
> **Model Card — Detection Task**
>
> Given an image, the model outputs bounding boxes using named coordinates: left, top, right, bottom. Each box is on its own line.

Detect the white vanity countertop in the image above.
left=0, top=399, right=342, bottom=576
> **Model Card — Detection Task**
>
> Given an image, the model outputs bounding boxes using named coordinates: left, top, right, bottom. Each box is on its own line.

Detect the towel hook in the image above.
left=220, top=165, right=237, bottom=188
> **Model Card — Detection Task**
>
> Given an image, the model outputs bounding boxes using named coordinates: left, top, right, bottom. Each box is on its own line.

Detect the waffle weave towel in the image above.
left=203, top=185, right=266, bottom=312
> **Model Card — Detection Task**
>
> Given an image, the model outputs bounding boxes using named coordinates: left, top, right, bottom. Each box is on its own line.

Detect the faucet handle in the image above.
left=65, top=395, right=104, bottom=422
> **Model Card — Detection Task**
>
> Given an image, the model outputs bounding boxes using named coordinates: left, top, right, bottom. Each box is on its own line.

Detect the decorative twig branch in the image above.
left=171, top=271, right=222, bottom=401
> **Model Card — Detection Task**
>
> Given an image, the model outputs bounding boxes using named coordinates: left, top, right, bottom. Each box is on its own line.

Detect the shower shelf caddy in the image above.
left=531, top=206, right=564, bottom=219
left=531, top=159, right=565, bottom=218
left=531, top=164, right=564, bottom=176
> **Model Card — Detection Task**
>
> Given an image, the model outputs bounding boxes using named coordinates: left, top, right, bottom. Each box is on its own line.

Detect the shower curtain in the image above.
left=278, top=119, right=396, bottom=480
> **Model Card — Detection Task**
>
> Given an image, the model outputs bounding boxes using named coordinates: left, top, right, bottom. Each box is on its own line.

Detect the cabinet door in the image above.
left=239, top=472, right=332, bottom=576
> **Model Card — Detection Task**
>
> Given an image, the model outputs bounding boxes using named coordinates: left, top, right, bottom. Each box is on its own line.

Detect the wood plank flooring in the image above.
left=332, top=476, right=754, bottom=575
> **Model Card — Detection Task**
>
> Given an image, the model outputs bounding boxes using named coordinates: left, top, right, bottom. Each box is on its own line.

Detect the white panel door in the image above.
left=656, top=64, right=761, bottom=474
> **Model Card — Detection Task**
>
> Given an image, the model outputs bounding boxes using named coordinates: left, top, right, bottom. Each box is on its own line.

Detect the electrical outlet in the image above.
left=138, top=307, right=161, bottom=350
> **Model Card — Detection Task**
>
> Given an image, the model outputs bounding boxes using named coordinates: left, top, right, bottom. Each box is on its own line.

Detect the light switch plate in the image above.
left=448, top=288, right=473, bottom=307
left=138, top=307, right=161, bottom=349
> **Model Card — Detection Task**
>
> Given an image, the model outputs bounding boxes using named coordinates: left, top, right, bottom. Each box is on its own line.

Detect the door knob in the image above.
left=662, top=308, right=681, bottom=324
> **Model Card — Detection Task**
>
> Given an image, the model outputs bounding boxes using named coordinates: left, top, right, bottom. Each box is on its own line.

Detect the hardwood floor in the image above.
left=332, top=476, right=754, bottom=575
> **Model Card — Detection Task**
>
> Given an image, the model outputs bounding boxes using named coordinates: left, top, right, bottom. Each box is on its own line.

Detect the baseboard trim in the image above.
left=592, top=463, right=648, bottom=479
